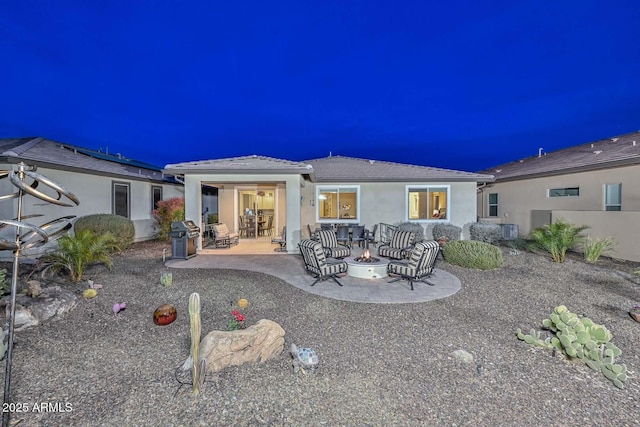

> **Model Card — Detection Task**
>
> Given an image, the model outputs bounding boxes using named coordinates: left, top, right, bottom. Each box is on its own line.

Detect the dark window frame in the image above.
left=152, top=185, right=163, bottom=211
left=488, top=193, right=498, bottom=217
left=548, top=187, right=579, bottom=197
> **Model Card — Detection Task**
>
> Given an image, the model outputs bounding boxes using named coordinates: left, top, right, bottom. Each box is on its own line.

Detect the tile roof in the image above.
left=305, top=156, right=494, bottom=183
left=164, top=155, right=314, bottom=175
left=0, top=137, right=174, bottom=183
left=478, top=131, right=640, bottom=181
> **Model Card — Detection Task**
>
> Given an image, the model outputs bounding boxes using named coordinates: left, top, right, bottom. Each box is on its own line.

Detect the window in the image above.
left=604, top=183, right=621, bottom=211
left=152, top=185, right=163, bottom=210
left=406, top=186, right=449, bottom=220
left=112, top=181, right=130, bottom=218
left=549, top=187, right=579, bottom=197
left=488, top=193, right=498, bottom=217
left=317, top=186, right=359, bottom=221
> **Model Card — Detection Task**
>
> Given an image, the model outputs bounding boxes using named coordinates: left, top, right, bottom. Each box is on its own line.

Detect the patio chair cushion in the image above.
left=298, top=239, right=348, bottom=286
left=316, top=229, right=351, bottom=259
left=212, top=223, right=239, bottom=247
left=387, top=240, right=440, bottom=290
left=378, top=230, right=415, bottom=259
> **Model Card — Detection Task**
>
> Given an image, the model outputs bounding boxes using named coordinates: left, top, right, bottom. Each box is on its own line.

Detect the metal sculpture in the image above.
left=0, top=162, right=78, bottom=427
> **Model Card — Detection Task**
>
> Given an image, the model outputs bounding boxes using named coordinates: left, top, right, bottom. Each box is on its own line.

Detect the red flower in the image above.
left=231, top=310, right=239, bottom=316
left=235, top=314, right=245, bottom=322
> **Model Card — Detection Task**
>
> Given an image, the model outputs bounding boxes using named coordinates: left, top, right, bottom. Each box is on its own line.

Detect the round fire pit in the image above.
left=344, top=256, right=389, bottom=279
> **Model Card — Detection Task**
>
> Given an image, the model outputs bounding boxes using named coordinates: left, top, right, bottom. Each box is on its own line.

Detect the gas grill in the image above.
left=169, top=220, right=200, bottom=259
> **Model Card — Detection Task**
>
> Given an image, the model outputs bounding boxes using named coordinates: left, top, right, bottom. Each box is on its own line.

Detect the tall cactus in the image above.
left=189, top=292, right=205, bottom=394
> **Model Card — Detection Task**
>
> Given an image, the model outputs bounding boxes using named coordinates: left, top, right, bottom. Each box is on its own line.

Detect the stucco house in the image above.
left=163, top=155, right=494, bottom=253
left=0, top=137, right=184, bottom=246
left=477, top=131, right=640, bottom=262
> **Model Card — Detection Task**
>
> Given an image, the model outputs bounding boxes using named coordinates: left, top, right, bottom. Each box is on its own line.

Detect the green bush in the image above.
left=469, top=222, right=502, bottom=244
left=207, top=213, right=218, bottom=224
left=42, top=229, right=119, bottom=282
left=582, top=236, right=615, bottom=263
left=396, top=222, right=425, bottom=241
left=74, top=214, right=135, bottom=251
left=529, top=218, right=588, bottom=263
left=431, top=223, right=462, bottom=242
left=153, top=197, right=185, bottom=240
left=442, top=240, right=503, bottom=270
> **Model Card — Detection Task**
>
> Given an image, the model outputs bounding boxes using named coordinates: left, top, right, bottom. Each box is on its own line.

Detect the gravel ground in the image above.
left=1, top=240, right=639, bottom=427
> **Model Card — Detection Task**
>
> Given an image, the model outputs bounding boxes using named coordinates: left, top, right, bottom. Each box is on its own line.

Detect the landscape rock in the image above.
left=451, top=349, right=474, bottom=364
left=0, top=286, right=78, bottom=330
left=26, top=280, right=43, bottom=298
left=200, top=319, right=285, bottom=372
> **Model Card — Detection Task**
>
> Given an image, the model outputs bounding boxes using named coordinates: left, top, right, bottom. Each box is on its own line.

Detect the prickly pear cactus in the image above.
left=517, top=305, right=629, bottom=388
left=290, top=344, right=319, bottom=374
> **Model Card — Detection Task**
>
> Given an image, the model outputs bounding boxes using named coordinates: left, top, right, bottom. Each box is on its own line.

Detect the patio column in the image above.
left=284, top=175, right=302, bottom=253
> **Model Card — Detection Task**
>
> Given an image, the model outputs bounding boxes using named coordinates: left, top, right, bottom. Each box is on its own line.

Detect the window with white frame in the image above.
left=112, top=181, right=130, bottom=218
left=604, top=183, right=621, bottom=211
left=407, top=185, right=449, bottom=220
left=488, top=193, right=498, bottom=217
left=317, top=186, right=359, bottom=221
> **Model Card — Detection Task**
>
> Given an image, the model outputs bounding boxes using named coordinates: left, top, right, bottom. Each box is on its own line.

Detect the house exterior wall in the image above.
left=302, top=181, right=479, bottom=240
left=0, top=163, right=183, bottom=257
left=478, top=164, right=640, bottom=261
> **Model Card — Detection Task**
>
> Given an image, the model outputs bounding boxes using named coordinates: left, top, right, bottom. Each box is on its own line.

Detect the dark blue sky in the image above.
left=2, top=1, right=639, bottom=172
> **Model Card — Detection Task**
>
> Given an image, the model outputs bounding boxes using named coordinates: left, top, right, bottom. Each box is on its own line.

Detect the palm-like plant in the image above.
left=529, top=219, right=589, bottom=263
left=42, top=230, right=120, bottom=282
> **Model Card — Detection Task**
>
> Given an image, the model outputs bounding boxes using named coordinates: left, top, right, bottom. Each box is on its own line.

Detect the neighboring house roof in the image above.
left=0, top=137, right=176, bottom=183
left=164, top=154, right=494, bottom=183
left=164, top=155, right=315, bottom=179
left=478, top=131, right=640, bottom=182
left=305, top=156, right=494, bottom=183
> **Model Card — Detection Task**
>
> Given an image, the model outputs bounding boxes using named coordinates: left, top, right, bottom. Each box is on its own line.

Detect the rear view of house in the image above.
left=478, top=131, right=640, bottom=261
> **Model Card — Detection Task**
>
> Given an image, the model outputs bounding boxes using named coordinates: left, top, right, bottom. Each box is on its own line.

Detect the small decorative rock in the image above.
left=26, top=280, right=43, bottom=298
left=200, top=319, right=285, bottom=372
left=452, top=349, right=474, bottom=364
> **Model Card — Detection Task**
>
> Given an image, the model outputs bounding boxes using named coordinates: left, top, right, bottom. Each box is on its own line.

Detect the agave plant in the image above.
left=529, top=219, right=589, bottom=263
left=42, top=229, right=120, bottom=282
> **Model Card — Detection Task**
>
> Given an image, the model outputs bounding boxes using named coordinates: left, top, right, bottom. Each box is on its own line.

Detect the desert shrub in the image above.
left=431, top=223, right=462, bottom=242
left=529, top=218, right=589, bottom=263
left=41, top=229, right=119, bottom=282
left=396, top=222, right=425, bottom=241
left=470, top=222, right=502, bottom=244
left=442, top=240, right=503, bottom=270
left=582, top=236, right=615, bottom=263
left=74, top=214, right=134, bottom=251
left=153, top=197, right=185, bottom=240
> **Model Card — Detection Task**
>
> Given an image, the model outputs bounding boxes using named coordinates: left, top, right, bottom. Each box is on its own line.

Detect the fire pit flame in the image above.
left=355, top=249, right=379, bottom=263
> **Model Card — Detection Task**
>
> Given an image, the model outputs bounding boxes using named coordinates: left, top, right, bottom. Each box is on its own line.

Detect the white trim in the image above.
left=315, top=185, right=361, bottom=223
left=404, top=184, right=451, bottom=222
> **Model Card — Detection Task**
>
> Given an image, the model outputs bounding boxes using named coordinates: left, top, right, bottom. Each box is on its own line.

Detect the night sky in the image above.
left=2, top=1, right=639, bottom=172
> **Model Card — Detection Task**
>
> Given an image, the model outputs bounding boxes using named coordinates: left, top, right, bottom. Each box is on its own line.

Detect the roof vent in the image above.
left=369, top=160, right=375, bottom=164
left=633, top=141, right=637, bottom=146
left=495, top=169, right=502, bottom=173
left=591, top=144, right=594, bottom=148
left=593, top=150, right=602, bottom=155
left=611, top=138, right=619, bottom=142
left=538, top=148, right=544, bottom=157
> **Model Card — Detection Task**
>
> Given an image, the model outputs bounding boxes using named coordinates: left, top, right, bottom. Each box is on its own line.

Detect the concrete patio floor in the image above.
left=166, top=239, right=461, bottom=304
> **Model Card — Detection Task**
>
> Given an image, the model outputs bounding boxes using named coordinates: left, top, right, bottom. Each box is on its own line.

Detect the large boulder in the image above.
left=200, top=319, right=285, bottom=372
left=0, top=283, right=78, bottom=330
